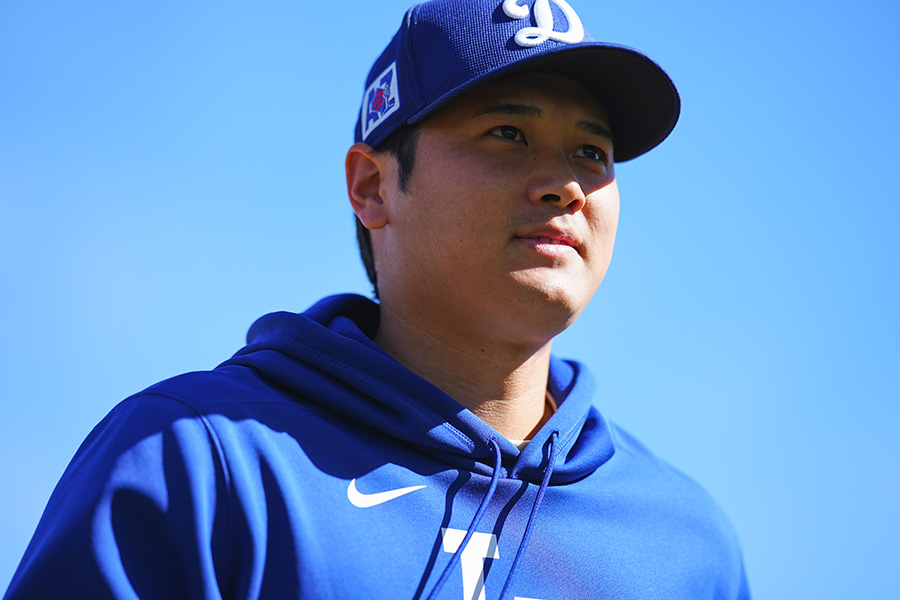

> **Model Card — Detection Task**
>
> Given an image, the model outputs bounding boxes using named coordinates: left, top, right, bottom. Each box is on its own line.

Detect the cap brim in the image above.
left=407, top=43, right=680, bottom=163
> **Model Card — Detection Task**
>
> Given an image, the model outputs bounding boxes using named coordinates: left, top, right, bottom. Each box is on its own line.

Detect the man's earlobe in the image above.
left=346, top=142, right=389, bottom=230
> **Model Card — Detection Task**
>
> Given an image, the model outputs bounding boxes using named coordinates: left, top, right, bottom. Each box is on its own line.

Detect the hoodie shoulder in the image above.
left=609, top=420, right=732, bottom=514
left=138, top=366, right=294, bottom=412
left=607, top=421, right=749, bottom=594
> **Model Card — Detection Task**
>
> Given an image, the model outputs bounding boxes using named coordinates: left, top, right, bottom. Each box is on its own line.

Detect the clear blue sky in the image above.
left=2, top=0, right=898, bottom=597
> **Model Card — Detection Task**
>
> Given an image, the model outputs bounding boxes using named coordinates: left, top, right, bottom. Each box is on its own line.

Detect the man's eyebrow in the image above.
left=577, top=120, right=614, bottom=141
left=472, top=103, right=543, bottom=118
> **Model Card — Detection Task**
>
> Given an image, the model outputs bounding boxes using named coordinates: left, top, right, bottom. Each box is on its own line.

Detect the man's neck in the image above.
left=374, top=304, right=554, bottom=440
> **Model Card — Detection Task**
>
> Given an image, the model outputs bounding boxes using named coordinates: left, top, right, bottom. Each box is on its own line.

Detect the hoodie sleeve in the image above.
left=4, top=394, right=233, bottom=600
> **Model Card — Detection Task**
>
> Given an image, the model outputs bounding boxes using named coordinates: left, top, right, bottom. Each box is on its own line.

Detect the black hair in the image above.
left=355, top=124, right=421, bottom=298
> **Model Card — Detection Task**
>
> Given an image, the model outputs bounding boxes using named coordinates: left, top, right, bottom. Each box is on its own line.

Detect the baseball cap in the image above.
left=354, top=0, right=680, bottom=162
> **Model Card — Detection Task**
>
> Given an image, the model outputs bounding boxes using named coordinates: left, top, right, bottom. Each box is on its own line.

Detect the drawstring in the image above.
left=425, top=431, right=560, bottom=600
left=498, top=430, right=560, bottom=600
left=425, top=437, right=503, bottom=600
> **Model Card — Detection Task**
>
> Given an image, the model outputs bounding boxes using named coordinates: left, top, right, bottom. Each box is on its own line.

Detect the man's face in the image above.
left=372, top=72, right=620, bottom=347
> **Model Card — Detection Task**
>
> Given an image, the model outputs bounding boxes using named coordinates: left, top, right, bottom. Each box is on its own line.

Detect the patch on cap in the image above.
left=361, top=62, right=400, bottom=142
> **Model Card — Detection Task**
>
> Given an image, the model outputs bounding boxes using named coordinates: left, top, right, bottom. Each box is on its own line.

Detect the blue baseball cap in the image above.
left=354, top=0, right=680, bottom=162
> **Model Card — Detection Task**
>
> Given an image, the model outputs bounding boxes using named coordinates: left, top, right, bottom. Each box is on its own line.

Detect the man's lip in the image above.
left=515, top=228, right=579, bottom=249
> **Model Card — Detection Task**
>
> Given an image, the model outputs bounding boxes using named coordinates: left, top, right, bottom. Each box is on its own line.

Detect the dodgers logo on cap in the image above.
left=503, top=0, right=585, bottom=48
left=362, top=62, right=400, bottom=141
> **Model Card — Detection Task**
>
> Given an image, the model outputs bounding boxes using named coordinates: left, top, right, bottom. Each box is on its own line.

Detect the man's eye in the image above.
left=489, top=125, right=526, bottom=142
left=575, top=145, right=608, bottom=163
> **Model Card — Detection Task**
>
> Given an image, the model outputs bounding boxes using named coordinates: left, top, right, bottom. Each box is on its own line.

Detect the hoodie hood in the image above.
left=222, top=294, right=614, bottom=485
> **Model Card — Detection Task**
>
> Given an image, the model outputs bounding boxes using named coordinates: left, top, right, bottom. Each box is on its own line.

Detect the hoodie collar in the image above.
left=223, top=294, right=615, bottom=484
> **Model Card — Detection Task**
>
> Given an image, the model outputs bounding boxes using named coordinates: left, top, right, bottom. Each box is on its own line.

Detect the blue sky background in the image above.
left=1, top=0, right=898, bottom=597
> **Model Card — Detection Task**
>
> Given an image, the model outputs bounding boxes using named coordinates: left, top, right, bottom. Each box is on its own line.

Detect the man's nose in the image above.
left=527, top=158, right=587, bottom=213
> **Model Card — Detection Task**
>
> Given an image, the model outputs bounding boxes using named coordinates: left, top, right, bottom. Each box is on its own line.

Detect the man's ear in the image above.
left=346, top=142, right=390, bottom=230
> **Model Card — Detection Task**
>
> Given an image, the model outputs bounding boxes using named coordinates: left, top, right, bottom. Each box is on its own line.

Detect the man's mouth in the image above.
left=515, top=228, right=581, bottom=257
left=527, top=235, right=575, bottom=247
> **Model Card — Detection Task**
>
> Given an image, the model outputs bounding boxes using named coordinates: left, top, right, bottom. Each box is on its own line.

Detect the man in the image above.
left=4, top=0, right=749, bottom=598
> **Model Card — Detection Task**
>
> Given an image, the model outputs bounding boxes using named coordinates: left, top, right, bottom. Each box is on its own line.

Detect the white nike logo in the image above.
left=347, top=478, right=426, bottom=508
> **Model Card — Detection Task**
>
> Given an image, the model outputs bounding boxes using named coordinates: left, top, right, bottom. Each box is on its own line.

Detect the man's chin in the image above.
left=507, top=274, right=595, bottom=329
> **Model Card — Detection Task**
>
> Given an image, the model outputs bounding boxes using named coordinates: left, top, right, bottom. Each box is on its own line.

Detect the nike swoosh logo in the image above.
left=347, top=478, right=426, bottom=508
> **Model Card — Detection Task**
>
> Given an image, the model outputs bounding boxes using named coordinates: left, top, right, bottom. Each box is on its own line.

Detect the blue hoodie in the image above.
left=5, top=294, right=749, bottom=599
